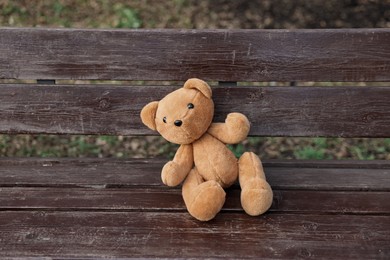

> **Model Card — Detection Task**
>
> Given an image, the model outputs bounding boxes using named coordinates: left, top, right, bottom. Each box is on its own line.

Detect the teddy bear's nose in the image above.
left=174, top=120, right=183, bottom=127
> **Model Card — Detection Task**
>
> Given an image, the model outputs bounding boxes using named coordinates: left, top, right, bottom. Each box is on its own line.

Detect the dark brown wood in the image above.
left=1, top=27, right=390, bottom=259
left=0, top=158, right=389, bottom=191
left=0, top=211, right=388, bottom=258
left=1, top=157, right=389, bottom=258
left=1, top=84, right=390, bottom=137
left=1, top=28, right=389, bottom=81
left=263, top=159, right=390, bottom=169
left=2, top=157, right=390, bottom=168
left=0, top=187, right=389, bottom=214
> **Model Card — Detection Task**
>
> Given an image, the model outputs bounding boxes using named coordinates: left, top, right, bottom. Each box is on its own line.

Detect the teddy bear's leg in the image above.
left=238, top=152, right=273, bottom=216
left=182, top=168, right=226, bottom=221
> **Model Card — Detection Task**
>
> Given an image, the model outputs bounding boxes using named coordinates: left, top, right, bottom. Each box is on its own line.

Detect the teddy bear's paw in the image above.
left=186, top=181, right=226, bottom=221
left=241, top=177, right=273, bottom=216
left=225, top=113, right=250, bottom=142
left=161, top=161, right=188, bottom=187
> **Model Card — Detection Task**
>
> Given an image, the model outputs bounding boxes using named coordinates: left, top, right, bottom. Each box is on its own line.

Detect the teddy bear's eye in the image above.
left=187, top=103, right=194, bottom=109
left=163, top=117, right=167, bottom=123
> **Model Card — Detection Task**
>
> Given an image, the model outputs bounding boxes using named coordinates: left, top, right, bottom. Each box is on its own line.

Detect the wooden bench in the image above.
left=0, top=28, right=389, bottom=259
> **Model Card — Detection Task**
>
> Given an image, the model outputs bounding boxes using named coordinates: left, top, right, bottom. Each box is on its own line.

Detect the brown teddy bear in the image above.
left=140, top=78, right=273, bottom=221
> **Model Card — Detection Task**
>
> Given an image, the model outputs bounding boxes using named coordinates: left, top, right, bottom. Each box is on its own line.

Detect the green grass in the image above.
left=114, top=4, right=141, bottom=28
left=228, top=144, right=246, bottom=158
left=294, top=147, right=328, bottom=160
left=2, top=135, right=389, bottom=160
left=0, top=0, right=142, bottom=28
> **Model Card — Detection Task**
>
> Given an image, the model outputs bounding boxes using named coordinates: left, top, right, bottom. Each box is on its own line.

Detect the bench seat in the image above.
left=0, top=158, right=389, bottom=258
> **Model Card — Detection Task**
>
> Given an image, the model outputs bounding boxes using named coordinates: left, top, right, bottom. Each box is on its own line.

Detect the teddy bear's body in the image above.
left=141, top=78, right=273, bottom=221
left=192, top=133, right=238, bottom=188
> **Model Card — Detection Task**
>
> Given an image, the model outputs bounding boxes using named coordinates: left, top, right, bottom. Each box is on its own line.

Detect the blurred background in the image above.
left=0, top=0, right=389, bottom=160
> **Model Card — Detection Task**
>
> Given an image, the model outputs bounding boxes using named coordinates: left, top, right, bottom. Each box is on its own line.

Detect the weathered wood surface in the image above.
left=0, top=212, right=389, bottom=258
left=1, top=158, right=389, bottom=191
left=1, top=84, right=390, bottom=137
left=1, top=27, right=390, bottom=259
left=1, top=28, right=389, bottom=81
left=1, top=187, right=389, bottom=214
left=0, top=158, right=389, bottom=258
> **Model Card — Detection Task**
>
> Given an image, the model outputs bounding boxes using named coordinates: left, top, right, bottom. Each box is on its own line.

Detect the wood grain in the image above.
left=2, top=157, right=390, bottom=168
left=1, top=28, right=389, bottom=81
left=1, top=84, right=390, bottom=137
left=1, top=27, right=389, bottom=259
left=0, top=158, right=389, bottom=191
left=0, top=187, right=389, bottom=214
left=1, top=157, right=389, bottom=258
left=0, top=211, right=389, bottom=258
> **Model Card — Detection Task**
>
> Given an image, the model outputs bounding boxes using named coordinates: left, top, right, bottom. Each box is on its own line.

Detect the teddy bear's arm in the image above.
left=207, top=113, right=250, bottom=144
left=161, top=144, right=193, bottom=187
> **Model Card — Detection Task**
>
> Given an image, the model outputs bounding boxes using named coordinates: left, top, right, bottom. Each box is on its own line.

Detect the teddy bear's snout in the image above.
left=174, top=120, right=183, bottom=127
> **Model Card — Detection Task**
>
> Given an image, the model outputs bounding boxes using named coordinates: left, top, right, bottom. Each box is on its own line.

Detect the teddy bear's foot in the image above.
left=186, top=180, right=226, bottom=221
left=183, top=168, right=226, bottom=221
left=238, top=152, right=273, bottom=216
left=241, top=177, right=273, bottom=216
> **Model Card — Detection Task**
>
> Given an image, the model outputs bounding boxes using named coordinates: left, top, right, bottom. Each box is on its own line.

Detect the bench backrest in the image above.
left=1, top=28, right=389, bottom=137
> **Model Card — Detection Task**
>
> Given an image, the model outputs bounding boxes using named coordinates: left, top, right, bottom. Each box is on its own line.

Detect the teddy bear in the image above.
left=140, top=78, right=273, bottom=221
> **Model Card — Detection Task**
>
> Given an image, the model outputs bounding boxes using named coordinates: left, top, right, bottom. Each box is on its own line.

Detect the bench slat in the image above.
left=1, top=84, right=390, bottom=137
left=1, top=158, right=389, bottom=191
left=1, top=28, right=389, bottom=81
left=1, top=187, right=389, bottom=214
left=0, top=211, right=388, bottom=258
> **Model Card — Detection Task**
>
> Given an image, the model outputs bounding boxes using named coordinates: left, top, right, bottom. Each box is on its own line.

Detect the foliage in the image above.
left=114, top=4, right=141, bottom=28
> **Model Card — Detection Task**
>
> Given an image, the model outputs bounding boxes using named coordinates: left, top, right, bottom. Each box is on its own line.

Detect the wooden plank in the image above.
left=1, top=84, right=390, bottom=137
left=0, top=158, right=389, bottom=191
left=0, top=187, right=389, bottom=214
left=0, top=211, right=388, bottom=258
left=2, top=157, right=390, bottom=168
left=264, top=159, right=390, bottom=169
left=1, top=28, right=389, bottom=81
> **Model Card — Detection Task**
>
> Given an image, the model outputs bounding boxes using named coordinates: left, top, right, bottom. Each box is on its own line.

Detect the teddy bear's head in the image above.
left=141, top=78, right=214, bottom=144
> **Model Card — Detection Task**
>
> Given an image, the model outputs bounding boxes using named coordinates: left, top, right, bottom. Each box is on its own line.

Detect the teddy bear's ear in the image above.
left=183, top=78, right=212, bottom=99
left=140, top=101, right=159, bottom=131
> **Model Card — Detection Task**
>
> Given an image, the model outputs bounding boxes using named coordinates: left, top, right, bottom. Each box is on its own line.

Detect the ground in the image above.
left=0, top=0, right=389, bottom=160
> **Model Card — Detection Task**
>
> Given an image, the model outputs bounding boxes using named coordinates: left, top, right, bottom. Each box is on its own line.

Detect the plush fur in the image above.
left=140, top=78, right=273, bottom=221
